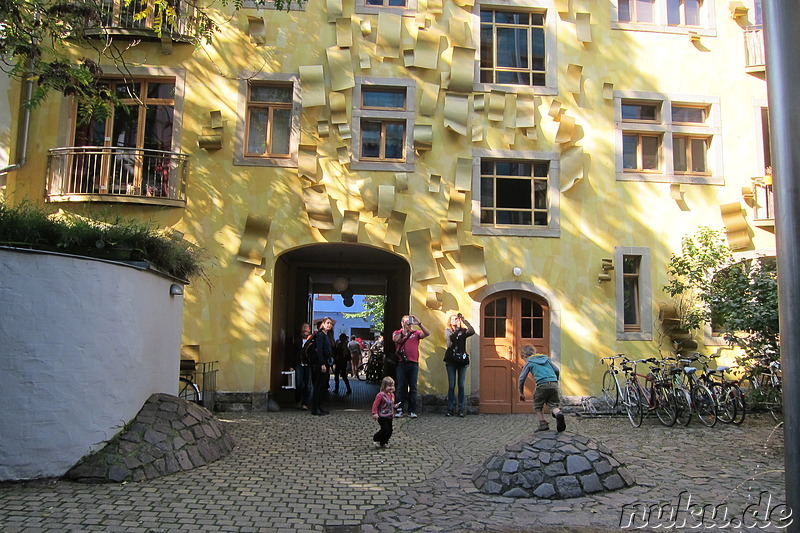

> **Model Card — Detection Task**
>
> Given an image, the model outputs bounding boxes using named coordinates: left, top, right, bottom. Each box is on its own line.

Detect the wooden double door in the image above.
left=479, top=290, right=550, bottom=414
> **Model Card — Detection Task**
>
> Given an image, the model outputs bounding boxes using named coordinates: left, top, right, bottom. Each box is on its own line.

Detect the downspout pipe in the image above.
left=0, top=60, right=35, bottom=176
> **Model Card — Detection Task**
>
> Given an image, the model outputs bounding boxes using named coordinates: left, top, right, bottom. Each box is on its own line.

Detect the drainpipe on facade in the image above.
left=0, top=59, right=35, bottom=177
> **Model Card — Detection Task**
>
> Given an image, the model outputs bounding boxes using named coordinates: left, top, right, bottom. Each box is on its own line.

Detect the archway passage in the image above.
left=479, top=290, right=550, bottom=414
left=270, top=244, right=410, bottom=409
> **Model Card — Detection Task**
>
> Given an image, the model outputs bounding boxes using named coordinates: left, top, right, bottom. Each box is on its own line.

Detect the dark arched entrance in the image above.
left=269, top=243, right=411, bottom=407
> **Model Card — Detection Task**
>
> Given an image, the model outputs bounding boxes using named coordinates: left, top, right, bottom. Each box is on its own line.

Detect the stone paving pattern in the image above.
left=65, top=394, right=234, bottom=483
left=0, top=381, right=787, bottom=532
left=472, top=432, right=635, bottom=499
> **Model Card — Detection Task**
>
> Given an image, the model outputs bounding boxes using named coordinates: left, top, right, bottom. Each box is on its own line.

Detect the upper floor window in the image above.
left=351, top=78, right=415, bottom=172
left=355, top=0, right=416, bottom=15
left=471, top=149, right=560, bottom=237
left=480, top=10, right=545, bottom=86
left=615, top=92, right=721, bottom=184
left=49, top=75, right=187, bottom=202
left=235, top=73, right=301, bottom=168
left=614, top=0, right=715, bottom=35
left=245, top=83, right=293, bottom=158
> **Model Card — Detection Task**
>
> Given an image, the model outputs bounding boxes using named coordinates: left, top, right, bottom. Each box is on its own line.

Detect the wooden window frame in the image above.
left=622, top=255, right=642, bottom=332
left=479, top=159, right=549, bottom=228
left=623, top=132, right=662, bottom=173
left=479, top=9, right=546, bottom=87
left=672, top=135, right=711, bottom=175
left=244, top=82, right=293, bottom=159
left=351, top=77, right=415, bottom=172
left=615, top=247, right=652, bottom=341
left=235, top=72, right=301, bottom=168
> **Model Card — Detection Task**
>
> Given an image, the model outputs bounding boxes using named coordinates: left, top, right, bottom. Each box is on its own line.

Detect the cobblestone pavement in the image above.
left=0, top=397, right=786, bottom=533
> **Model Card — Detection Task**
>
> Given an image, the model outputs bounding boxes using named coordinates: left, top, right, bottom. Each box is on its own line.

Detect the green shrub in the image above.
left=0, top=201, right=204, bottom=281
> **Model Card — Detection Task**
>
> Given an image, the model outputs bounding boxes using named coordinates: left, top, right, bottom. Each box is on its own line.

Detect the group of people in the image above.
left=290, top=311, right=566, bottom=444
left=290, top=318, right=365, bottom=416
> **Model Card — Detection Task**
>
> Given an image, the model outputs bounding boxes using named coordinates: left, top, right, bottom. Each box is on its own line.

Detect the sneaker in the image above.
left=395, top=410, right=404, bottom=418
left=458, top=410, right=465, bottom=418
left=381, top=442, right=389, bottom=448
left=555, top=413, right=566, bottom=432
left=535, top=422, right=550, bottom=432
left=409, top=412, right=418, bottom=419
left=445, top=410, right=452, bottom=417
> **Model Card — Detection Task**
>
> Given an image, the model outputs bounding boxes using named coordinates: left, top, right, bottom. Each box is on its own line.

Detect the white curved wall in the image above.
left=0, top=248, right=183, bottom=480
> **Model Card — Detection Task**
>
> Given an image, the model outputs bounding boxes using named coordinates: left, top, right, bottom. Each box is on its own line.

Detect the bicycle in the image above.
left=742, top=358, right=782, bottom=423
left=179, top=359, right=200, bottom=403
left=625, top=358, right=678, bottom=428
left=675, top=357, right=718, bottom=427
left=599, top=354, right=628, bottom=412
left=357, top=348, right=384, bottom=383
left=694, top=354, right=744, bottom=425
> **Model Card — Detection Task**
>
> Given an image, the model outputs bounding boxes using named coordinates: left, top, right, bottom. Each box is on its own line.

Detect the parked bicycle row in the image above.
left=598, top=352, right=782, bottom=428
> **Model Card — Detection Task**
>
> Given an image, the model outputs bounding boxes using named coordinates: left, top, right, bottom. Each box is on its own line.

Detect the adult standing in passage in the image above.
left=348, top=335, right=363, bottom=378
left=333, top=333, right=352, bottom=395
left=290, top=322, right=313, bottom=410
left=392, top=315, right=430, bottom=418
left=444, top=312, right=475, bottom=417
left=311, top=317, right=335, bottom=416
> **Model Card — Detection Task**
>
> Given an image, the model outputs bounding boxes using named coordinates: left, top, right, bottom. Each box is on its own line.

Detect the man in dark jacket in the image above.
left=311, top=317, right=334, bottom=416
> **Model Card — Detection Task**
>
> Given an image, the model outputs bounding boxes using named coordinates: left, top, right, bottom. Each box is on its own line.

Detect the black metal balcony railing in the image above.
left=744, top=25, right=765, bottom=70
left=90, top=0, right=200, bottom=40
left=47, top=147, right=188, bottom=205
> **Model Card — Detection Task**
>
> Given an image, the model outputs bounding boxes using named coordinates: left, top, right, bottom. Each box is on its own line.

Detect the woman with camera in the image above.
left=391, top=315, right=430, bottom=419
left=444, top=313, right=474, bottom=417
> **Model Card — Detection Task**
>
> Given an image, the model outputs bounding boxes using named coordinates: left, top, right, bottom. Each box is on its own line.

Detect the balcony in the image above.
left=83, top=0, right=202, bottom=43
left=47, top=147, right=188, bottom=206
left=744, top=25, right=765, bottom=72
left=752, top=180, right=775, bottom=231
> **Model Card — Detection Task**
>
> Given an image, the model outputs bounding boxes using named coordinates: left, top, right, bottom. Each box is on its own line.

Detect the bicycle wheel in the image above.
left=654, top=384, right=678, bottom=427
left=356, top=363, right=367, bottom=381
left=713, top=384, right=737, bottom=424
left=731, top=384, right=746, bottom=425
left=601, top=370, right=619, bottom=411
left=179, top=377, right=200, bottom=402
left=674, top=387, right=693, bottom=426
left=624, top=384, right=643, bottom=428
left=765, top=384, right=783, bottom=423
left=692, top=384, right=717, bottom=427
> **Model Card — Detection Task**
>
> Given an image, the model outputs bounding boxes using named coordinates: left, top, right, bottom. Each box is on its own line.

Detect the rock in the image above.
left=474, top=430, right=635, bottom=500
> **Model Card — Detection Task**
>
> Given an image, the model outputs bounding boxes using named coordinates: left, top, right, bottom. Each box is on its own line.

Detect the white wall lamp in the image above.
left=170, top=283, right=184, bottom=296
left=512, top=266, right=523, bottom=277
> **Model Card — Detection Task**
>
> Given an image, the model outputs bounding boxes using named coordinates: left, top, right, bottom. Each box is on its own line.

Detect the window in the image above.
left=615, top=247, right=652, bottom=340
left=476, top=0, right=557, bottom=94
left=351, top=78, right=415, bottom=172
left=667, top=0, right=701, bottom=26
left=245, top=83, right=293, bottom=158
left=355, top=0, right=416, bottom=15
left=472, top=149, right=559, bottom=237
left=618, top=0, right=655, bottom=23
left=235, top=73, right=300, bottom=167
left=622, top=256, right=641, bottom=331
left=613, top=0, right=715, bottom=35
left=480, top=10, right=545, bottom=86
left=480, top=160, right=549, bottom=226
left=70, top=78, right=178, bottom=197
left=615, top=92, right=721, bottom=184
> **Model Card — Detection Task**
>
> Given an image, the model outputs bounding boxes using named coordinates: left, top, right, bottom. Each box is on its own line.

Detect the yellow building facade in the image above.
left=2, top=0, right=774, bottom=412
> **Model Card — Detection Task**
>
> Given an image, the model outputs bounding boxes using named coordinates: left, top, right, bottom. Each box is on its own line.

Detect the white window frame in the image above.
left=615, top=246, right=652, bottom=341
left=235, top=73, right=301, bottom=168
left=473, top=0, right=558, bottom=96
left=614, top=91, right=722, bottom=184
left=471, top=149, right=560, bottom=237
left=351, top=77, right=416, bottom=172
left=611, top=0, right=717, bottom=36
